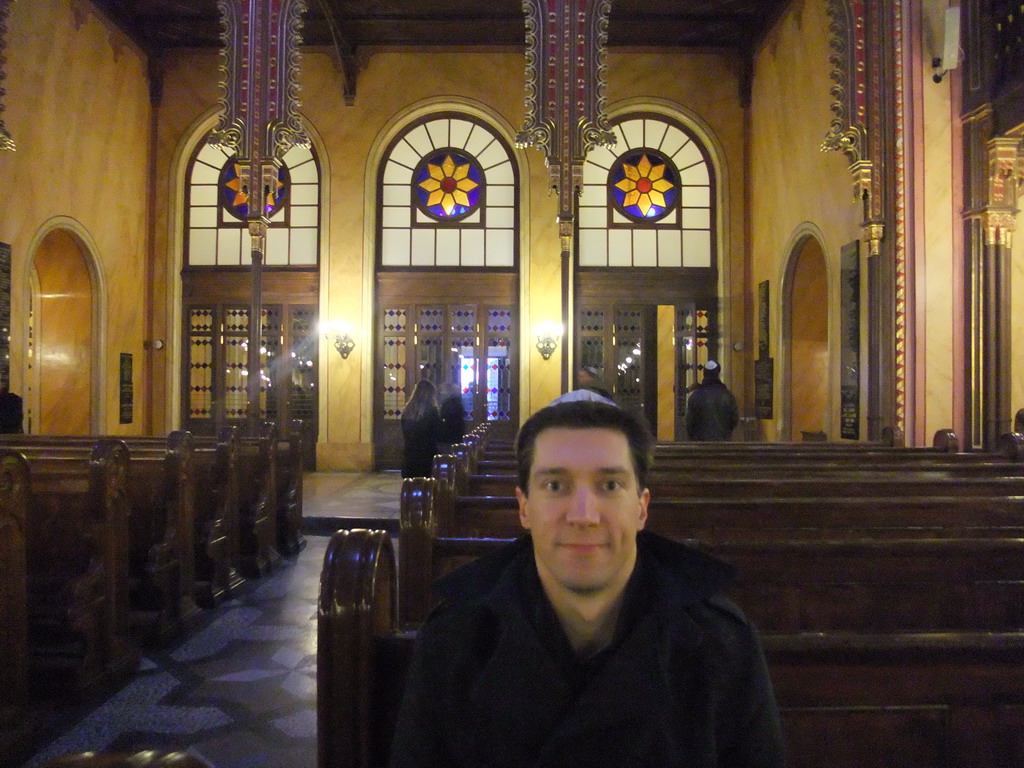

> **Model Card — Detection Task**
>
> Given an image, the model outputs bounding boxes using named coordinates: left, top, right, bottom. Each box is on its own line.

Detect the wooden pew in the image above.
left=276, top=419, right=306, bottom=556
left=0, top=450, right=31, bottom=767
left=399, top=476, right=1024, bottom=623
left=233, top=422, right=281, bottom=577
left=191, top=427, right=243, bottom=607
left=22, top=440, right=140, bottom=694
left=3, top=434, right=202, bottom=643
left=318, top=529, right=1024, bottom=768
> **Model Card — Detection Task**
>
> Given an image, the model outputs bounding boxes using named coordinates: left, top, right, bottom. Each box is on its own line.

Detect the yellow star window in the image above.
left=610, top=151, right=677, bottom=222
left=414, top=151, right=483, bottom=220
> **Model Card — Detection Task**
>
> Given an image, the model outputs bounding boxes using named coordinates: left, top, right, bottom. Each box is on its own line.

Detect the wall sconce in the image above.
left=321, top=319, right=356, bottom=359
left=534, top=321, right=564, bottom=361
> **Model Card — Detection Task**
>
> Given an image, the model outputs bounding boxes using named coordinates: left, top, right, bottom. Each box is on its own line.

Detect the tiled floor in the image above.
left=18, top=471, right=403, bottom=768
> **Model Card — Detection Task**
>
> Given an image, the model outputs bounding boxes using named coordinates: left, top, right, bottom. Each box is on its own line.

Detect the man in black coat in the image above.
left=389, top=401, right=784, bottom=767
left=685, top=359, right=739, bottom=441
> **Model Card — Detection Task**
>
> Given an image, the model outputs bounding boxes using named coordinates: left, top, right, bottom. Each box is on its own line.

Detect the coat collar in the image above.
left=436, top=531, right=736, bottom=767
left=434, top=530, right=735, bottom=619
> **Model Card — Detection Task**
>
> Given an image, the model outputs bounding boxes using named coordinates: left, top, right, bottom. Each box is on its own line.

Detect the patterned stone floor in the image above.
left=18, top=471, right=403, bottom=768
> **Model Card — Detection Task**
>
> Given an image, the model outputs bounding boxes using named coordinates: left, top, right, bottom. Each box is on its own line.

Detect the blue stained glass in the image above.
left=610, top=150, right=678, bottom=223
left=414, top=150, right=484, bottom=221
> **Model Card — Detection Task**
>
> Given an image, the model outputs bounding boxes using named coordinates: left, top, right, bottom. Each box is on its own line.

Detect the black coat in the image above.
left=389, top=532, right=784, bottom=768
left=685, top=378, right=739, bottom=441
left=438, top=394, right=466, bottom=444
left=401, top=408, right=442, bottom=478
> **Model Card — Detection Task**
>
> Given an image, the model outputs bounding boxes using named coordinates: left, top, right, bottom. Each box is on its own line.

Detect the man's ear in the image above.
left=515, top=486, right=531, bottom=529
left=637, top=487, right=650, bottom=530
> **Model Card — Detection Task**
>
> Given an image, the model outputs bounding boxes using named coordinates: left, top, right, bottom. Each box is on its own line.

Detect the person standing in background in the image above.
left=437, top=382, right=466, bottom=453
left=0, top=388, right=24, bottom=433
left=401, top=379, right=443, bottom=478
left=685, top=360, right=739, bottom=441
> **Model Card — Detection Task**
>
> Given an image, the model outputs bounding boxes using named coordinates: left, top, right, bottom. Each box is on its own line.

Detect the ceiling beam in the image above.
left=316, top=0, right=359, bottom=104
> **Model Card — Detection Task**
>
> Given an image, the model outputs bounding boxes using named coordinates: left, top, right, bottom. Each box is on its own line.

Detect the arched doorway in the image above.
left=31, top=229, right=94, bottom=434
left=784, top=236, right=830, bottom=441
left=576, top=112, right=721, bottom=438
left=373, top=112, right=521, bottom=468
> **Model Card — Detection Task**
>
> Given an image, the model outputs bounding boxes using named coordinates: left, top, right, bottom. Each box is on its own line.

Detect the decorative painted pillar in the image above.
left=0, top=0, right=15, bottom=152
left=209, top=0, right=309, bottom=432
left=822, top=0, right=902, bottom=441
left=965, top=132, right=1022, bottom=448
left=516, top=0, right=615, bottom=387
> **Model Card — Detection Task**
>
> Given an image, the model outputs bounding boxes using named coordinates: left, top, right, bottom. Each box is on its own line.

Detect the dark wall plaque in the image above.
left=758, top=280, right=770, bottom=358
left=119, top=353, right=133, bottom=424
left=755, top=280, right=772, bottom=419
left=755, top=357, right=774, bottom=419
left=840, top=241, right=860, bottom=439
left=0, top=242, right=10, bottom=392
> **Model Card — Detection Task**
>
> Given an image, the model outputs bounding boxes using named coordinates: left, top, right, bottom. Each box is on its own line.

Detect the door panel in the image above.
left=183, top=303, right=318, bottom=447
left=374, top=300, right=517, bottom=469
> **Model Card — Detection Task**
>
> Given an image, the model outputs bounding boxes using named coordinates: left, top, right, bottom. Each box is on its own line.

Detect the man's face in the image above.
left=516, top=427, right=650, bottom=599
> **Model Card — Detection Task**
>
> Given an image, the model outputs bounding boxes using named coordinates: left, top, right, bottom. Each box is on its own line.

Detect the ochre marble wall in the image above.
left=1012, top=206, right=1024, bottom=421
left=749, top=0, right=863, bottom=441
left=154, top=45, right=746, bottom=467
left=0, top=0, right=152, bottom=434
left=918, top=0, right=959, bottom=441
left=35, top=230, right=92, bottom=434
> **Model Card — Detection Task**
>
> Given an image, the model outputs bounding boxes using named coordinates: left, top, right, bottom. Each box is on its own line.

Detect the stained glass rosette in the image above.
left=414, top=151, right=483, bottom=221
left=610, top=151, right=677, bottom=222
left=220, top=160, right=289, bottom=220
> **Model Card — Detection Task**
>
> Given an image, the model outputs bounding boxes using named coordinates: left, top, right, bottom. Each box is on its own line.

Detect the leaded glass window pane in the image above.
left=578, top=115, right=714, bottom=269
left=383, top=308, right=407, bottom=419
left=615, top=309, right=643, bottom=412
left=290, top=308, right=318, bottom=422
left=189, top=308, right=214, bottom=419
left=486, top=308, right=512, bottom=421
left=224, top=308, right=249, bottom=419
left=186, top=138, right=320, bottom=267
left=378, top=115, right=518, bottom=268
left=259, top=307, right=282, bottom=420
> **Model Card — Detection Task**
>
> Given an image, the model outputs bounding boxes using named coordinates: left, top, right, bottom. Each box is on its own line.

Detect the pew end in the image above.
left=318, top=528, right=409, bottom=768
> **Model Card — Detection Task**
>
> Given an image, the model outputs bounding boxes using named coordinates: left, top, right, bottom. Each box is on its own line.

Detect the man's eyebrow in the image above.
left=532, top=466, right=632, bottom=476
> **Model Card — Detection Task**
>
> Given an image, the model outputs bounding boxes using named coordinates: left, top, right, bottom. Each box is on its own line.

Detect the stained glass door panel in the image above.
left=486, top=308, right=513, bottom=421
left=449, top=306, right=478, bottom=422
left=614, top=309, right=644, bottom=413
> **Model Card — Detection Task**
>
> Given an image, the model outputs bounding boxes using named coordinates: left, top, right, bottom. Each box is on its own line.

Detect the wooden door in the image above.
left=375, top=272, right=517, bottom=469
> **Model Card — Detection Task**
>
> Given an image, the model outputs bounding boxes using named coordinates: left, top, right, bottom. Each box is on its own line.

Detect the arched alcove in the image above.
left=32, top=229, right=94, bottom=434
left=783, top=235, right=830, bottom=441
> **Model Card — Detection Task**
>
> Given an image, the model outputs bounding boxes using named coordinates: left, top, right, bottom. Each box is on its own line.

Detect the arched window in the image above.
left=373, top=112, right=521, bottom=468
left=378, top=114, right=518, bottom=268
left=185, top=139, right=321, bottom=267
left=579, top=115, right=714, bottom=268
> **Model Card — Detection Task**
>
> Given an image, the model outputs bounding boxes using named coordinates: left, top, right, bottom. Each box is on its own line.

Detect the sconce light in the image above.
left=534, top=321, right=564, bottom=361
left=321, top=319, right=356, bottom=360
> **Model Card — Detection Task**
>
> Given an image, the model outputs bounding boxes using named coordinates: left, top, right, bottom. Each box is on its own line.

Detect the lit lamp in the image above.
left=534, top=321, right=564, bottom=361
left=321, top=319, right=356, bottom=359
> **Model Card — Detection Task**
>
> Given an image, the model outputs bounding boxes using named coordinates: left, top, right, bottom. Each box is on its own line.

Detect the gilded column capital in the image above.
left=863, top=222, right=884, bottom=257
left=247, top=220, right=268, bottom=255
left=982, top=211, right=1015, bottom=248
left=850, top=159, right=874, bottom=205
left=988, top=136, right=1023, bottom=208
left=558, top=219, right=574, bottom=253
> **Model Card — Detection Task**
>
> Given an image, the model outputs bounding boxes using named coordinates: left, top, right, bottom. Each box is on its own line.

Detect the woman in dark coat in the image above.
left=401, top=379, right=443, bottom=478
left=437, top=382, right=466, bottom=449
